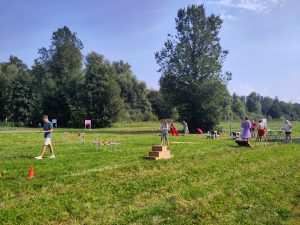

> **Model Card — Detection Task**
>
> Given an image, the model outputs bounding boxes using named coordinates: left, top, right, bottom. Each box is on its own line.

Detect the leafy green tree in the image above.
left=0, top=56, right=39, bottom=124
left=84, top=52, right=123, bottom=127
left=34, top=26, right=84, bottom=126
left=246, top=92, right=261, bottom=113
left=0, top=63, right=18, bottom=120
left=155, top=4, right=231, bottom=131
left=260, top=96, right=273, bottom=116
left=231, top=93, right=246, bottom=119
left=269, top=97, right=282, bottom=119
left=147, top=90, right=172, bottom=119
left=112, top=61, right=154, bottom=121
left=9, top=71, right=37, bottom=124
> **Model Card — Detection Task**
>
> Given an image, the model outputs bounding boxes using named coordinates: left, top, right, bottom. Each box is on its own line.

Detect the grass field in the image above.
left=0, top=121, right=299, bottom=225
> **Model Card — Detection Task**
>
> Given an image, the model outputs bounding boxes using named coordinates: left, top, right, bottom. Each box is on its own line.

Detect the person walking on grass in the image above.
left=35, top=115, right=55, bottom=160
left=257, top=119, right=266, bottom=142
left=285, top=120, right=293, bottom=143
left=241, top=117, right=252, bottom=142
left=170, top=120, right=179, bottom=136
left=183, top=121, right=189, bottom=136
left=161, top=119, right=169, bottom=145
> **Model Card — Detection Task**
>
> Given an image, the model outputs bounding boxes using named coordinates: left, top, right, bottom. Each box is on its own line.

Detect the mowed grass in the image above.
left=0, top=122, right=299, bottom=225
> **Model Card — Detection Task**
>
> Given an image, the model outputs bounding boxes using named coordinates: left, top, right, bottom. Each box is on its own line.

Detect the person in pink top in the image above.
left=250, top=120, right=257, bottom=138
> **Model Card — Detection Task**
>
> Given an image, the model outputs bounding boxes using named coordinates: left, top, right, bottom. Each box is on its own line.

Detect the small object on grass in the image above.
left=93, top=137, right=120, bottom=150
left=146, top=145, right=173, bottom=160
left=27, top=166, right=34, bottom=179
left=197, top=128, right=204, bottom=134
left=235, top=140, right=252, bottom=147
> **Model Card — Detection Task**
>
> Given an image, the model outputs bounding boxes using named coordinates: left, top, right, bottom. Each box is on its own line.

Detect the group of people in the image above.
left=161, top=120, right=189, bottom=145
left=241, top=117, right=293, bottom=143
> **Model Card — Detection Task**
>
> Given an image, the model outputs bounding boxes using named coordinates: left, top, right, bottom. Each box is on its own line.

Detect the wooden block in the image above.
left=145, top=154, right=173, bottom=160
left=148, top=150, right=172, bottom=159
left=149, top=151, right=161, bottom=157
left=152, top=145, right=167, bottom=152
left=146, top=146, right=173, bottom=160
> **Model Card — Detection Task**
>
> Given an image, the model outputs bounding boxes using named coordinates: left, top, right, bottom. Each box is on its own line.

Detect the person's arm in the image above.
left=37, top=123, right=54, bottom=133
left=37, top=129, right=53, bottom=133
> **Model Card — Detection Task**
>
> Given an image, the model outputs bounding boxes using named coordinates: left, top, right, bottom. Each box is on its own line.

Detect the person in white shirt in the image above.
left=285, top=120, right=293, bottom=143
left=256, top=119, right=266, bottom=142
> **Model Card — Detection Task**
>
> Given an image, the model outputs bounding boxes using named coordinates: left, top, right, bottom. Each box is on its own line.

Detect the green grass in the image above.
left=0, top=122, right=299, bottom=225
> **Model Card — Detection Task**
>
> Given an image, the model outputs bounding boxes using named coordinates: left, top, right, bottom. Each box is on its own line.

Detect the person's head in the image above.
left=162, top=119, right=167, bottom=124
left=252, top=120, right=255, bottom=123
left=245, top=117, right=249, bottom=121
left=42, top=115, right=49, bottom=123
left=259, top=119, right=262, bottom=123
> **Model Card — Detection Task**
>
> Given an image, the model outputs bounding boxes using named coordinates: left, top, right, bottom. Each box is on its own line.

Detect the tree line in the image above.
left=1, top=5, right=299, bottom=130
left=0, top=26, right=159, bottom=127
left=228, top=92, right=300, bottom=121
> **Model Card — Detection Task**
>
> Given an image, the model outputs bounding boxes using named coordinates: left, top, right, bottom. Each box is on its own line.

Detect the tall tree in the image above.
left=84, top=52, right=123, bottom=127
left=269, top=97, right=282, bottom=119
left=34, top=26, right=84, bottom=126
left=246, top=92, right=261, bottom=113
left=147, top=90, right=172, bottom=119
left=112, top=61, right=154, bottom=121
left=231, top=93, right=246, bottom=119
left=0, top=63, right=18, bottom=120
left=260, top=96, right=273, bottom=116
left=155, top=4, right=231, bottom=131
left=0, top=56, right=38, bottom=124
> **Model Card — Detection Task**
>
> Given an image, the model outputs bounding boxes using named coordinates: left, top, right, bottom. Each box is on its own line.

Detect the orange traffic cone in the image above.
left=27, top=166, right=34, bottom=179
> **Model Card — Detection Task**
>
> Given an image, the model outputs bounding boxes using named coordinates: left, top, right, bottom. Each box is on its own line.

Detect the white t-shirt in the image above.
left=258, top=123, right=265, bottom=129
left=285, top=123, right=292, bottom=132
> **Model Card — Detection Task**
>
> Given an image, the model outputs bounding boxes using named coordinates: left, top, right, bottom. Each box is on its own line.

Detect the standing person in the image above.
left=284, top=120, right=293, bottom=143
left=257, top=119, right=266, bottom=142
left=250, top=120, right=257, bottom=138
left=183, top=121, right=189, bottom=136
left=35, top=115, right=55, bottom=160
left=241, top=117, right=252, bottom=142
left=170, top=120, right=179, bottom=136
left=160, top=119, right=169, bottom=145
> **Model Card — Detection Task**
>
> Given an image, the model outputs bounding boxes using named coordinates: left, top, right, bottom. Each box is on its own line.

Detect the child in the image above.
left=285, top=120, right=292, bottom=143
left=250, top=120, right=257, bottom=138
left=257, top=119, right=266, bottom=142
left=183, top=121, right=189, bottom=136
left=161, top=119, right=169, bottom=145
left=241, top=117, right=251, bottom=141
left=170, top=120, right=179, bottom=136
left=35, top=115, right=55, bottom=160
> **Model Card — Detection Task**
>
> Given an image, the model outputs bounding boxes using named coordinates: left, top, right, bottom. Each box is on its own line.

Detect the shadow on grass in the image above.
left=228, top=144, right=252, bottom=149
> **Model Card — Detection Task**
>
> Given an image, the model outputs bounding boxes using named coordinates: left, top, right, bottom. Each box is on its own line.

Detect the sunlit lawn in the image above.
left=0, top=121, right=299, bottom=224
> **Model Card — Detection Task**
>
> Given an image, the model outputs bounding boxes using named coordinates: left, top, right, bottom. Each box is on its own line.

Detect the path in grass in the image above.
left=0, top=122, right=299, bottom=224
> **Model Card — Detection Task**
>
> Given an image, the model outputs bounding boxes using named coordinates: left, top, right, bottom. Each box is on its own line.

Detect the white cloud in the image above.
left=220, top=13, right=237, bottom=20
left=208, top=0, right=284, bottom=13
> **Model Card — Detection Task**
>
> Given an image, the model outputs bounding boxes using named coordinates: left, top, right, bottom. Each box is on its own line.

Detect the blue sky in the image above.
left=0, top=0, right=299, bottom=102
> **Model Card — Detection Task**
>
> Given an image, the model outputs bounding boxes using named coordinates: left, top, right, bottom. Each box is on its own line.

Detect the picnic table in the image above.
left=266, top=129, right=284, bottom=141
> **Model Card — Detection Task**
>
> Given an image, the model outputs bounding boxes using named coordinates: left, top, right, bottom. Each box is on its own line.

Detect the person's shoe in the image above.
left=50, top=155, right=56, bottom=159
left=35, top=156, right=43, bottom=160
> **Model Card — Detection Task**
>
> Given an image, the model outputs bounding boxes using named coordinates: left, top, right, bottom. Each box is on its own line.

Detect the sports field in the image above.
left=0, top=122, right=299, bottom=224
